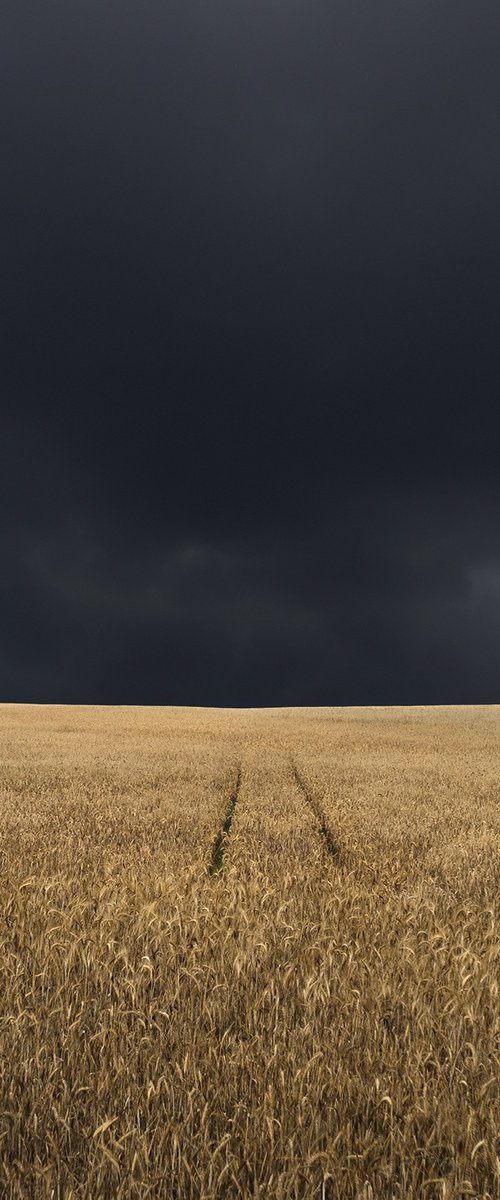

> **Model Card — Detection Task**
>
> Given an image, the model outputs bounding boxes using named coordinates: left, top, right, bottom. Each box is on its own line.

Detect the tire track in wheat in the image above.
left=208, top=767, right=241, bottom=875
left=291, top=761, right=340, bottom=862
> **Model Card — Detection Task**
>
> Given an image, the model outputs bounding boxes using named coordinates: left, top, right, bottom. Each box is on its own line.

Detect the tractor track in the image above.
left=291, top=761, right=340, bottom=862
left=208, top=767, right=241, bottom=875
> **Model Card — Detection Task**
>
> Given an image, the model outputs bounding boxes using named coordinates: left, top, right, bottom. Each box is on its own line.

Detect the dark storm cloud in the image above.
left=2, top=0, right=500, bottom=702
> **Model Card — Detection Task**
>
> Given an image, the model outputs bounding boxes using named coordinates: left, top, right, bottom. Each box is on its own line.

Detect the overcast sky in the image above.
left=2, top=0, right=500, bottom=705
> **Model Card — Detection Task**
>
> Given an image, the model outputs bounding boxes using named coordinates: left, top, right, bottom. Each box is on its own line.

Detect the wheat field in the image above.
left=0, top=703, right=498, bottom=1199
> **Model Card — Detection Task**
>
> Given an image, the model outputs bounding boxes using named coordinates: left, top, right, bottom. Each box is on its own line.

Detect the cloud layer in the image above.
left=2, top=0, right=500, bottom=702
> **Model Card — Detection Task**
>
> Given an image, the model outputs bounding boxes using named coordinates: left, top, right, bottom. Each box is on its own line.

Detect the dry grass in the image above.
left=0, top=703, right=498, bottom=1199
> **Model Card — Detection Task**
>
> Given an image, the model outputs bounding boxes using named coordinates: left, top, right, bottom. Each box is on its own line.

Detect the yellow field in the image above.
left=0, top=704, right=498, bottom=1199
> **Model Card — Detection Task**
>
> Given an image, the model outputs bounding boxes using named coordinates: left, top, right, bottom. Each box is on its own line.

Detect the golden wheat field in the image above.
left=0, top=704, right=498, bottom=1200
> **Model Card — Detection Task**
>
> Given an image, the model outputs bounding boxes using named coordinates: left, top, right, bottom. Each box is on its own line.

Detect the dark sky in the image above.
left=2, top=0, right=500, bottom=705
